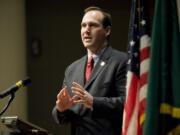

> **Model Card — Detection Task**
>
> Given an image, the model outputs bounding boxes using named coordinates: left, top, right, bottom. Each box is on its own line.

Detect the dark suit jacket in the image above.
left=52, top=46, right=128, bottom=135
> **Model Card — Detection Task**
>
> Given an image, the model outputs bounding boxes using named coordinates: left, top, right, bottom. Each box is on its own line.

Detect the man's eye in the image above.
left=90, top=23, right=100, bottom=27
left=81, top=24, right=86, bottom=27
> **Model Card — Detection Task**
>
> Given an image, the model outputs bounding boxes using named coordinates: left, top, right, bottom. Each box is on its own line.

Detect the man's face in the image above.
left=81, top=11, right=109, bottom=51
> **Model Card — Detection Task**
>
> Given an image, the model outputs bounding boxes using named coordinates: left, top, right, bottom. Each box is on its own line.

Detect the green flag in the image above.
left=143, top=0, right=180, bottom=134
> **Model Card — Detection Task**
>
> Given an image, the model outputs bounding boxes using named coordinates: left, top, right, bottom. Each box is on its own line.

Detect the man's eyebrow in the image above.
left=81, top=22, right=85, bottom=26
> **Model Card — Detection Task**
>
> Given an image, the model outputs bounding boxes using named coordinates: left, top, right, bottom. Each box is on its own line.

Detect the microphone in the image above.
left=0, top=78, right=31, bottom=98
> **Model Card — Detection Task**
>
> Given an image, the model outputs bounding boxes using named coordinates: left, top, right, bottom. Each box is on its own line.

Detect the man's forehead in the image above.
left=82, top=10, right=103, bottom=22
left=84, top=10, right=103, bottom=18
left=90, top=11, right=98, bottom=16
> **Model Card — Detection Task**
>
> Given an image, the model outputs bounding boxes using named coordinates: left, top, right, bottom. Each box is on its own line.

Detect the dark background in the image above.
left=25, top=0, right=153, bottom=135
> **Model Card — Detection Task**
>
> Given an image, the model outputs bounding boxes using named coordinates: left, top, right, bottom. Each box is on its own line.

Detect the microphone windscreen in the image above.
left=22, top=78, right=31, bottom=86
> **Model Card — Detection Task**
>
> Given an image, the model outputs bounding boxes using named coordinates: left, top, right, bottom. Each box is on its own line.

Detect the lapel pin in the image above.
left=100, top=61, right=106, bottom=66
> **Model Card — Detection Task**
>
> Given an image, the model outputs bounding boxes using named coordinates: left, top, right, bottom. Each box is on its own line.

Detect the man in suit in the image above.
left=52, top=6, right=128, bottom=135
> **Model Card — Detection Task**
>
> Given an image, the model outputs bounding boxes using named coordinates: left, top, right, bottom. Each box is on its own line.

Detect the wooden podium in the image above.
left=1, top=116, right=53, bottom=135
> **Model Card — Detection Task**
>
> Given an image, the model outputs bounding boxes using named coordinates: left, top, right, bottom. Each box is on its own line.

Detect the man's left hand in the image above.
left=71, top=82, right=93, bottom=110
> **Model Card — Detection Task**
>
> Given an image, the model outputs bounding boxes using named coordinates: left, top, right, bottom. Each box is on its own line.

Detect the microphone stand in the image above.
left=0, top=93, right=15, bottom=116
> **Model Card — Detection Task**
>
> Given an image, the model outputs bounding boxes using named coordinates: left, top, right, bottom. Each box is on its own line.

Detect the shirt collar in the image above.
left=87, top=47, right=107, bottom=66
left=87, top=47, right=107, bottom=59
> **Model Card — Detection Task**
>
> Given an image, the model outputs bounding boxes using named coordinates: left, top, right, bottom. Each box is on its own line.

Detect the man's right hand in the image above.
left=56, top=86, right=75, bottom=112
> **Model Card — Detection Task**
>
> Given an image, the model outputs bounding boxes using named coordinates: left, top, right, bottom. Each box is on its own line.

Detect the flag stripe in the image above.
left=139, top=84, right=147, bottom=101
left=139, top=72, right=148, bottom=88
left=123, top=72, right=139, bottom=135
left=140, top=59, right=150, bottom=76
left=140, top=47, right=150, bottom=62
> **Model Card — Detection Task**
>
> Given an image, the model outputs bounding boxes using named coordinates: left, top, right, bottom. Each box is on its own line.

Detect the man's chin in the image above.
left=83, top=43, right=93, bottom=48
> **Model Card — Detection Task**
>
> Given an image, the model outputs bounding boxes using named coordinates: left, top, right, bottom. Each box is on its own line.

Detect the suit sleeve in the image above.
left=52, top=106, right=80, bottom=124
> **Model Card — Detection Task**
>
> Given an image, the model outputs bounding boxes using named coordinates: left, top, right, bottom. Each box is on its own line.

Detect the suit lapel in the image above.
left=84, top=47, right=112, bottom=89
left=75, top=56, right=87, bottom=86
left=70, top=56, right=87, bottom=114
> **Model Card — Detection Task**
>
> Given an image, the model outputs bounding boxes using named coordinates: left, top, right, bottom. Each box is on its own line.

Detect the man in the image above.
left=52, top=6, right=128, bottom=135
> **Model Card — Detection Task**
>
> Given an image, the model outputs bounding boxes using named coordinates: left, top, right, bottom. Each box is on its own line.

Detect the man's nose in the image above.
left=85, top=25, right=90, bottom=32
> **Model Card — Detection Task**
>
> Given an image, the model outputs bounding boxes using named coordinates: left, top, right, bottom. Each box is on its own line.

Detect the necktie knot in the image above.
left=87, top=56, right=94, bottom=67
left=85, top=56, right=94, bottom=81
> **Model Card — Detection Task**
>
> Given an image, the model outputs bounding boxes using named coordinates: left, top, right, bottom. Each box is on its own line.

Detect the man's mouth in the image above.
left=84, top=37, right=92, bottom=42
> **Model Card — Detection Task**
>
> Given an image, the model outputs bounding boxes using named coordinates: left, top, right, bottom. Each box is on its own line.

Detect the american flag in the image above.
left=121, top=0, right=150, bottom=135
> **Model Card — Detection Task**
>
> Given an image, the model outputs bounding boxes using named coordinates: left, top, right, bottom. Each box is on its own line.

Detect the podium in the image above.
left=0, top=116, right=52, bottom=135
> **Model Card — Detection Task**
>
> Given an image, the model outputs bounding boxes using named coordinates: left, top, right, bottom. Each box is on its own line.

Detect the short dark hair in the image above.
left=84, top=6, right=112, bottom=28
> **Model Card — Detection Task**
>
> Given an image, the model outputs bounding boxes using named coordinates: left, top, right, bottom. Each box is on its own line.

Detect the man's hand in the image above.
left=56, top=86, right=75, bottom=112
left=71, top=82, right=93, bottom=110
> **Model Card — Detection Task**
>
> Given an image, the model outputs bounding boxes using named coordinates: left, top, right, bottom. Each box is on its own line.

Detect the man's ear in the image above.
left=105, top=26, right=111, bottom=37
